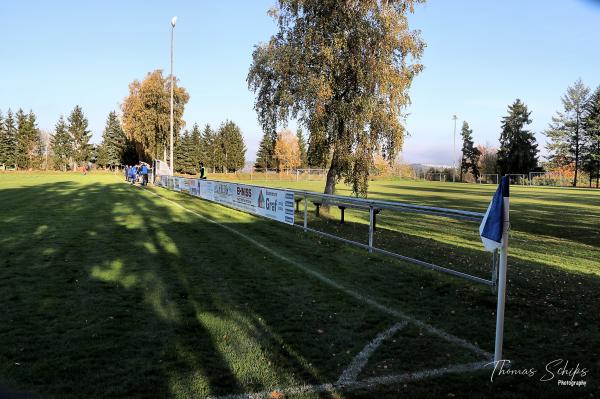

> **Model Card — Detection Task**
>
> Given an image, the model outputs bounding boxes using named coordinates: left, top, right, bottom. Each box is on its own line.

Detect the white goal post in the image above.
left=424, top=172, right=447, bottom=182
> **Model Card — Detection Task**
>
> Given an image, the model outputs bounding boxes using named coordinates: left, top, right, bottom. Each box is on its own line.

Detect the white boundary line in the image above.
left=140, top=187, right=493, bottom=396
left=337, top=321, right=408, bottom=384
left=208, top=361, right=488, bottom=399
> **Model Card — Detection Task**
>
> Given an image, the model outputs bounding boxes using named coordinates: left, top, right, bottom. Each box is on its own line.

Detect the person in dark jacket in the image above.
left=199, top=162, right=206, bottom=179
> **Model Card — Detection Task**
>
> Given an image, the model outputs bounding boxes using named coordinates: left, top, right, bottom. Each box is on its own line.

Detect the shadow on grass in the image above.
left=0, top=180, right=598, bottom=398
left=0, top=180, right=390, bottom=398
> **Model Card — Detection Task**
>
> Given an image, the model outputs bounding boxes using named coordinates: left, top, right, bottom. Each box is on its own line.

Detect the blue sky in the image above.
left=1, top=0, right=599, bottom=164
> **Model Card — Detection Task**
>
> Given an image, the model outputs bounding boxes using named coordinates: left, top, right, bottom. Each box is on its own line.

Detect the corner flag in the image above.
left=479, top=176, right=510, bottom=252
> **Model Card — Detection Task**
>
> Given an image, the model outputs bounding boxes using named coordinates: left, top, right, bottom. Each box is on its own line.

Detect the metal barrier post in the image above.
left=303, top=195, right=308, bottom=232
left=368, top=206, right=374, bottom=252
left=491, top=249, right=498, bottom=293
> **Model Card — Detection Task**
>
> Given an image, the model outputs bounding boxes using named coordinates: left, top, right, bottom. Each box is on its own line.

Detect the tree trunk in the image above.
left=324, top=152, right=339, bottom=195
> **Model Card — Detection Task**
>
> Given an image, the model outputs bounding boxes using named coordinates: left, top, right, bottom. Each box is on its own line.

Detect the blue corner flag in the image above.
left=479, top=176, right=510, bottom=251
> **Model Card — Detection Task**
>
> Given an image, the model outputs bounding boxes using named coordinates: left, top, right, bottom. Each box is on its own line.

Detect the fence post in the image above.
left=303, top=196, right=308, bottom=232
left=368, top=206, right=374, bottom=253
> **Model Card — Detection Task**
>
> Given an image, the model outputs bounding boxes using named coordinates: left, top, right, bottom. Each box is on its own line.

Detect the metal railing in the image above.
left=154, top=177, right=499, bottom=289
left=288, top=188, right=498, bottom=287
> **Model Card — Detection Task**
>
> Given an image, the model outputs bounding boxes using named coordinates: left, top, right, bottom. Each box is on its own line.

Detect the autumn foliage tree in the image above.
left=122, top=70, right=189, bottom=163
left=274, top=129, right=300, bottom=170
left=248, top=0, right=425, bottom=196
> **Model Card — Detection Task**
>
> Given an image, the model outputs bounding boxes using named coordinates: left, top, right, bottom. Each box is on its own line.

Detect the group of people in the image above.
left=124, top=162, right=149, bottom=186
left=124, top=161, right=206, bottom=186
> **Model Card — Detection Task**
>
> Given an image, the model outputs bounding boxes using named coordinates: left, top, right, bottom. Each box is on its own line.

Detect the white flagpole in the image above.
left=494, top=194, right=510, bottom=362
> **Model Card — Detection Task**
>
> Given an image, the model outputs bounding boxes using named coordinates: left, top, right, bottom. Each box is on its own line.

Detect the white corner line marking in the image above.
left=337, top=321, right=407, bottom=385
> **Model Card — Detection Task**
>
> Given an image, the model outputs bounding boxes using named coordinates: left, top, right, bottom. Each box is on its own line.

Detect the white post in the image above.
left=452, top=114, right=458, bottom=183
left=494, top=195, right=510, bottom=362
left=303, top=196, right=308, bottom=232
left=169, top=17, right=177, bottom=173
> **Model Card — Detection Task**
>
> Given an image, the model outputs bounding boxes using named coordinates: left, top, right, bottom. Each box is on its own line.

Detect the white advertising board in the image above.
left=156, top=177, right=294, bottom=225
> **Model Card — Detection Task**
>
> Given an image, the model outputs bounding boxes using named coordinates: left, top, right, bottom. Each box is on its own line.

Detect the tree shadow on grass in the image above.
left=0, top=180, right=383, bottom=398
left=1, top=180, right=599, bottom=398
left=159, top=187, right=600, bottom=396
left=0, top=181, right=245, bottom=398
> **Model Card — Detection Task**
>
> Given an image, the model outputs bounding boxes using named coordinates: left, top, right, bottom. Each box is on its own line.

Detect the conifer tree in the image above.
left=68, top=105, right=92, bottom=167
left=202, top=124, right=220, bottom=172
left=296, top=127, right=308, bottom=168
left=98, top=111, right=127, bottom=169
left=190, top=123, right=203, bottom=170
left=497, top=99, right=539, bottom=175
left=15, top=109, right=43, bottom=170
left=0, top=109, right=17, bottom=168
left=218, top=120, right=246, bottom=172
left=583, top=86, right=600, bottom=188
left=545, top=79, right=590, bottom=186
left=459, top=121, right=481, bottom=181
left=0, top=111, right=5, bottom=167
left=175, top=129, right=196, bottom=174
left=255, top=131, right=275, bottom=170
left=50, top=116, right=73, bottom=171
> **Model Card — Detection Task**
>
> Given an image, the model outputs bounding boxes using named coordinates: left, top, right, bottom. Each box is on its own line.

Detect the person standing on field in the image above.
left=124, top=165, right=129, bottom=182
left=199, top=162, right=206, bottom=179
left=140, top=162, right=149, bottom=186
left=130, top=164, right=138, bottom=185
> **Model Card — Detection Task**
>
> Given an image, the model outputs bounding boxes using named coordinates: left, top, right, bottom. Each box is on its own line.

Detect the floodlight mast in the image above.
left=169, top=16, right=177, bottom=173
left=452, top=115, right=458, bottom=183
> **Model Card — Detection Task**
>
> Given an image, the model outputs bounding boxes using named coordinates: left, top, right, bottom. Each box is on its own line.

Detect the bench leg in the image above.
left=315, top=205, right=320, bottom=217
left=340, top=208, right=345, bottom=224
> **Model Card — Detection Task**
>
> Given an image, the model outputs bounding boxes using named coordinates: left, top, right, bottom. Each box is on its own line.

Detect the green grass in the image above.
left=1, top=172, right=598, bottom=398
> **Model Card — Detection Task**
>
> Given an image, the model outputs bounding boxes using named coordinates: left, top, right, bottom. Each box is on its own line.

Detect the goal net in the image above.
left=425, top=172, right=447, bottom=182
left=295, top=168, right=328, bottom=181
left=529, top=171, right=564, bottom=186
left=478, top=174, right=499, bottom=184
left=506, top=174, right=527, bottom=186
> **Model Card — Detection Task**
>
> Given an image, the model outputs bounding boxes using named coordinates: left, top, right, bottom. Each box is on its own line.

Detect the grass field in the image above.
left=1, top=172, right=598, bottom=398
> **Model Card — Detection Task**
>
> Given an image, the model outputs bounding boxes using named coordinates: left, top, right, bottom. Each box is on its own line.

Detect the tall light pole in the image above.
left=452, top=114, right=458, bottom=183
left=169, top=16, right=177, bottom=173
